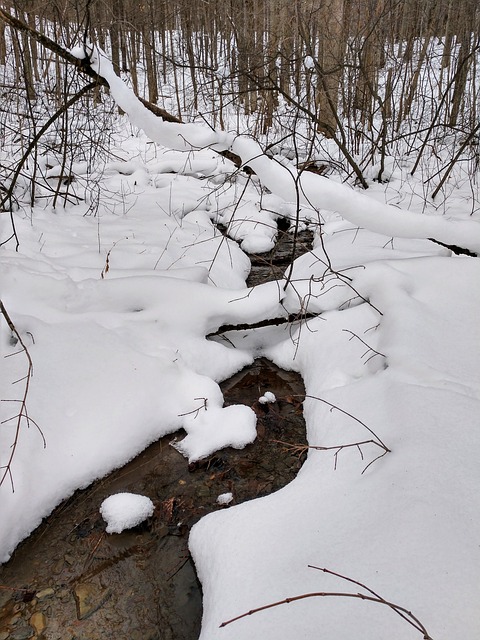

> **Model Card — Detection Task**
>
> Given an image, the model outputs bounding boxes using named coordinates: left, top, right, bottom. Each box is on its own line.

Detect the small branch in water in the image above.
left=0, top=584, right=34, bottom=593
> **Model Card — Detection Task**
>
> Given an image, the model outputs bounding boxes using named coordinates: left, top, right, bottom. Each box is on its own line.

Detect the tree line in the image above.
left=0, top=0, right=479, bottom=193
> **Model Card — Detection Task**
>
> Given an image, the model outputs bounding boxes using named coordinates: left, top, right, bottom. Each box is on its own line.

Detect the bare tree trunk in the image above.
left=315, top=0, right=345, bottom=137
left=449, top=34, right=473, bottom=127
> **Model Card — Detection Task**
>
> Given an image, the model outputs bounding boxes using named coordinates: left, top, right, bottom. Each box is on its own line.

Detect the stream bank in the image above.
left=0, top=225, right=314, bottom=640
left=0, top=359, right=307, bottom=640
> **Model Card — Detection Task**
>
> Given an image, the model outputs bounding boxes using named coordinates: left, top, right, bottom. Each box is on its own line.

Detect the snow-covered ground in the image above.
left=1, top=44, right=480, bottom=640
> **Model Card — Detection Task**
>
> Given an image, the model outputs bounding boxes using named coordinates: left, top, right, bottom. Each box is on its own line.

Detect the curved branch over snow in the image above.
left=77, top=43, right=479, bottom=257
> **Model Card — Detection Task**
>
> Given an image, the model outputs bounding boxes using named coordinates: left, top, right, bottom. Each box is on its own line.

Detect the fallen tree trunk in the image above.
left=2, top=8, right=479, bottom=256
left=0, top=7, right=181, bottom=123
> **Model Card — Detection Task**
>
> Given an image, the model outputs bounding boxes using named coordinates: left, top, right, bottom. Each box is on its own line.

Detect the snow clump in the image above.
left=258, top=391, right=276, bottom=404
left=100, top=492, right=155, bottom=533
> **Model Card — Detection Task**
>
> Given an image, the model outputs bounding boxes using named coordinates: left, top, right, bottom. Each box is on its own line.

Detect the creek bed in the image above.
left=0, top=358, right=306, bottom=640
left=0, top=223, right=314, bottom=639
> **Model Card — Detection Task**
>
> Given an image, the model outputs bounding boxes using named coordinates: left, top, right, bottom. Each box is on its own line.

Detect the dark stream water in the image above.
left=0, top=359, right=306, bottom=640
left=0, top=229, right=313, bottom=640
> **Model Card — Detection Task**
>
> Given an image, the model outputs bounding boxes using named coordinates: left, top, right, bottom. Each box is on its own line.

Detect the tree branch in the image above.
left=0, top=7, right=180, bottom=123
left=220, top=566, right=434, bottom=639
left=0, top=300, right=45, bottom=492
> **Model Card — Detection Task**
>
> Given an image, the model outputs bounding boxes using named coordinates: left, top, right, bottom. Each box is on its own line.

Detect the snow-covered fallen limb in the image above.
left=80, top=43, right=480, bottom=256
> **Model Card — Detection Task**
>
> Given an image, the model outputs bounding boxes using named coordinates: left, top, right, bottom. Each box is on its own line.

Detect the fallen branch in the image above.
left=0, top=9, right=243, bottom=170
left=0, top=8, right=180, bottom=123
left=220, top=565, right=434, bottom=639
left=207, top=311, right=318, bottom=337
left=427, top=238, right=477, bottom=257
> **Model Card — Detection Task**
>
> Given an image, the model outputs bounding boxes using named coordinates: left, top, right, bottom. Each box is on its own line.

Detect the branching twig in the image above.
left=220, top=565, right=434, bottom=639
left=178, top=397, right=208, bottom=418
left=0, top=299, right=44, bottom=492
left=272, top=391, right=390, bottom=473
left=342, top=329, right=386, bottom=363
left=272, top=438, right=389, bottom=474
left=297, top=394, right=390, bottom=451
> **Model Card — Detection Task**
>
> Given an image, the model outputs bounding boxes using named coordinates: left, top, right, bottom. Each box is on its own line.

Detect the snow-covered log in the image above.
left=80, top=44, right=480, bottom=256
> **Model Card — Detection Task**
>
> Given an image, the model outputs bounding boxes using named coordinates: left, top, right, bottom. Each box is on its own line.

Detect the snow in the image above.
left=191, top=257, right=480, bottom=640
left=1, top=40, right=479, bottom=640
left=100, top=492, right=155, bottom=533
left=258, top=391, right=276, bottom=404
left=304, top=56, right=315, bottom=70
left=216, top=492, right=233, bottom=506
left=171, top=404, right=257, bottom=462
left=75, top=43, right=480, bottom=255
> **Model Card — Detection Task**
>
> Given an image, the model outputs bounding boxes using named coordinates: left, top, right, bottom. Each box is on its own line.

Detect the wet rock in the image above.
left=35, top=588, right=54, bottom=600
left=73, top=583, right=112, bottom=620
left=57, top=588, right=71, bottom=603
left=52, top=559, right=64, bottom=575
left=29, top=611, right=46, bottom=635
left=9, top=624, right=34, bottom=640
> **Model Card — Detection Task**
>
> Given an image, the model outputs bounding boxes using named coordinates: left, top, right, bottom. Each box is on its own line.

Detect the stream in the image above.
left=0, top=228, right=313, bottom=640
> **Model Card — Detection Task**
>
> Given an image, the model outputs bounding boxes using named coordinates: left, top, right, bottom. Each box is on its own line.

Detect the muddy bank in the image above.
left=0, top=359, right=306, bottom=640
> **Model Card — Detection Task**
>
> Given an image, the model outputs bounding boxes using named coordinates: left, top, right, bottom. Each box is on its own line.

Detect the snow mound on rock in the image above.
left=100, top=492, right=155, bottom=533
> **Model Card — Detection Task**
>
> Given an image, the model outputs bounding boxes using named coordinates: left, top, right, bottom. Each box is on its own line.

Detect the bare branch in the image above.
left=220, top=566, right=434, bottom=639
left=0, top=299, right=44, bottom=492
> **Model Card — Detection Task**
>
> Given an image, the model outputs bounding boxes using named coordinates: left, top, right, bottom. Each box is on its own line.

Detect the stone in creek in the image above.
left=35, top=588, right=54, bottom=600
left=73, top=583, right=112, bottom=620
left=29, top=611, right=47, bottom=635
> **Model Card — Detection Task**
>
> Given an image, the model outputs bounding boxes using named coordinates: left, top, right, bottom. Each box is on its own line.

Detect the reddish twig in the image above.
left=308, top=566, right=432, bottom=637
left=220, top=566, right=434, bottom=639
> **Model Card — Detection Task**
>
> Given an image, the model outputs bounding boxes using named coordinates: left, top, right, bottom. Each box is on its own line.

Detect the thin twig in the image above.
left=220, top=566, right=434, bottom=639
left=342, top=329, right=386, bottom=360
left=0, top=299, right=44, bottom=492
left=272, top=438, right=389, bottom=474
left=296, top=394, right=390, bottom=451
left=308, top=566, right=433, bottom=638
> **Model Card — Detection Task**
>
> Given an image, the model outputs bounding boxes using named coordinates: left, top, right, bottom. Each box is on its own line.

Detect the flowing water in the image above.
left=0, top=228, right=313, bottom=640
